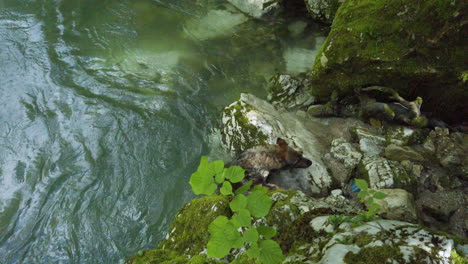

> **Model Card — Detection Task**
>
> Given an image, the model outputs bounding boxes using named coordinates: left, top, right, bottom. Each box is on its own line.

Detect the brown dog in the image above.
left=227, top=138, right=312, bottom=188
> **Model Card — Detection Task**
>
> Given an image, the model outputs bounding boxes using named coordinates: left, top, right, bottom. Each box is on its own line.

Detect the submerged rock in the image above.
left=226, top=0, right=283, bottom=19
left=184, top=9, right=248, bottom=40
left=309, top=0, right=467, bottom=123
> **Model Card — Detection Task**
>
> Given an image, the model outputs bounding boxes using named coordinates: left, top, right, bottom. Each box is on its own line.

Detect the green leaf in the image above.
left=189, top=156, right=218, bottom=195
left=207, top=234, right=232, bottom=258
left=247, top=242, right=260, bottom=258
left=258, top=240, right=284, bottom=264
left=252, top=185, right=268, bottom=194
left=243, top=227, right=259, bottom=243
left=189, top=171, right=217, bottom=195
left=257, top=226, right=277, bottom=239
left=207, top=216, right=243, bottom=257
left=357, top=191, right=367, bottom=199
left=233, top=209, right=251, bottom=227
left=368, top=203, right=381, bottom=213
left=246, top=190, right=273, bottom=218
left=366, top=197, right=374, bottom=206
left=215, top=171, right=225, bottom=184
left=208, top=216, right=230, bottom=234
left=230, top=194, right=247, bottom=212
left=355, top=179, right=368, bottom=191
left=373, top=192, right=387, bottom=200
left=223, top=166, right=245, bottom=183
left=212, top=160, right=225, bottom=174
left=220, top=181, right=233, bottom=196
left=235, top=180, right=253, bottom=195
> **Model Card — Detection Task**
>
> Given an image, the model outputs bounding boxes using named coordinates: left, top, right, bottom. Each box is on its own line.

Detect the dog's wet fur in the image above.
left=227, top=138, right=312, bottom=189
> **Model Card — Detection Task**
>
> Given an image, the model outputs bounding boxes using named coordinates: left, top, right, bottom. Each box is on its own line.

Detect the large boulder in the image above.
left=305, top=0, right=344, bottom=24
left=222, top=93, right=333, bottom=196
left=221, top=93, right=369, bottom=196
left=128, top=191, right=462, bottom=264
left=309, top=0, right=467, bottom=123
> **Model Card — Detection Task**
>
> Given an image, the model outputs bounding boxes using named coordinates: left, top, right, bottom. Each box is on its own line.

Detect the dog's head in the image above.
left=276, top=138, right=312, bottom=169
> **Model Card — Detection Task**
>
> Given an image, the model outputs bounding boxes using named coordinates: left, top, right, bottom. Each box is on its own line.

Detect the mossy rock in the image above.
left=158, top=195, right=231, bottom=256
left=310, top=0, right=467, bottom=123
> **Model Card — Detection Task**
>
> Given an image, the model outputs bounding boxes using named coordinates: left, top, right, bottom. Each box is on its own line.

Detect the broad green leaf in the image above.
left=220, top=181, right=233, bottom=195
left=230, top=194, right=247, bottom=212
left=208, top=216, right=230, bottom=234
left=246, top=242, right=260, bottom=258
left=366, top=197, right=374, bottom=206
left=215, top=171, right=225, bottom=184
left=235, top=180, right=253, bottom=195
left=243, top=227, right=259, bottom=243
left=207, top=234, right=231, bottom=258
left=258, top=240, right=284, bottom=264
left=231, top=216, right=242, bottom=229
left=233, top=209, right=251, bottom=227
left=357, top=191, right=368, bottom=198
left=247, top=190, right=273, bottom=218
left=373, top=192, right=387, bottom=200
left=252, top=185, right=268, bottom=194
left=368, top=203, right=381, bottom=212
left=257, top=226, right=277, bottom=239
left=208, top=217, right=243, bottom=257
left=212, top=160, right=225, bottom=174
left=355, top=179, right=368, bottom=191
left=189, top=171, right=217, bottom=195
left=223, top=166, right=245, bottom=183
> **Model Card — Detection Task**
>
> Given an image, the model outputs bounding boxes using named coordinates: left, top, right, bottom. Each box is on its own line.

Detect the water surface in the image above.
left=0, top=0, right=326, bottom=262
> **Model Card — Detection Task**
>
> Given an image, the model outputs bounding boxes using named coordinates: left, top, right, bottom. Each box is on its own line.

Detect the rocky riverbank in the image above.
left=128, top=0, right=467, bottom=263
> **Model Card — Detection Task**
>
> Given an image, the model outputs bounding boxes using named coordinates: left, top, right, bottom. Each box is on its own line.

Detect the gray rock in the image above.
left=222, top=93, right=333, bottom=196
left=305, top=0, right=344, bottom=24
left=358, top=138, right=382, bottom=157
left=330, top=138, right=362, bottom=168
left=227, top=0, right=282, bottom=19
left=267, top=74, right=315, bottom=110
left=384, top=125, right=427, bottom=146
left=358, top=156, right=416, bottom=191
left=426, top=128, right=467, bottom=174
left=372, top=189, right=418, bottom=223
left=324, top=138, right=362, bottom=184
left=318, top=220, right=454, bottom=264
left=417, top=190, right=466, bottom=220
left=352, top=127, right=386, bottom=147
left=384, top=144, right=425, bottom=162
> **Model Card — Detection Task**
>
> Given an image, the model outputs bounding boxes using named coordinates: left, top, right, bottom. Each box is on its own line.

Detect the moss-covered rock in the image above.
left=310, top=0, right=467, bottom=123
left=158, top=195, right=231, bottom=255
left=305, top=0, right=344, bottom=24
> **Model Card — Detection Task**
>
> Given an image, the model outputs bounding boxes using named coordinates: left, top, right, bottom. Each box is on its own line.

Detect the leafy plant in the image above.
left=354, top=179, right=387, bottom=220
left=189, top=157, right=284, bottom=264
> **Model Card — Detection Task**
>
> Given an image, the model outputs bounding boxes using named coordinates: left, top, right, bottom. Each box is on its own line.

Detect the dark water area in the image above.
left=0, top=0, right=325, bottom=263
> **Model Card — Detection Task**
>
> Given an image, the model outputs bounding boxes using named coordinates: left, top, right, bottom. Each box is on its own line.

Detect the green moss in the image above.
left=344, top=245, right=403, bottom=264
left=451, top=250, right=468, bottom=264
left=310, top=0, right=467, bottom=123
left=126, top=249, right=178, bottom=264
left=230, top=254, right=262, bottom=264
left=222, top=102, right=268, bottom=154
left=158, top=195, right=231, bottom=256
left=354, top=233, right=373, bottom=247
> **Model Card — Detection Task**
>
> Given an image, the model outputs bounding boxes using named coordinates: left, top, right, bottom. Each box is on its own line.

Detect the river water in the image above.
left=0, top=0, right=325, bottom=263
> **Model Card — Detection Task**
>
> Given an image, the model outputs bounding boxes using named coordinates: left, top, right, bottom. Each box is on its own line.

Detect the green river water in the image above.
left=0, top=0, right=325, bottom=263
